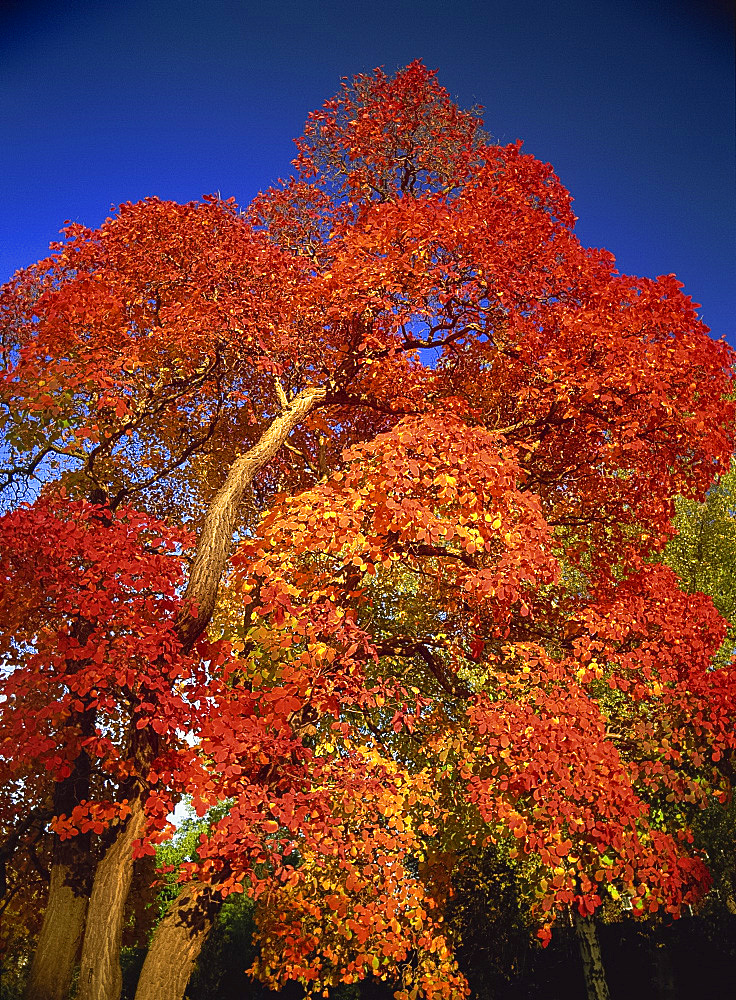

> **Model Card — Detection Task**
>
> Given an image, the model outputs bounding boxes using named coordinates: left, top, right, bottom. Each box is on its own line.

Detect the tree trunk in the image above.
left=176, top=385, right=328, bottom=649
left=25, top=727, right=94, bottom=1000
left=76, top=800, right=146, bottom=1000
left=134, top=884, right=218, bottom=1000
left=24, top=863, right=88, bottom=1000
left=574, top=912, right=611, bottom=1000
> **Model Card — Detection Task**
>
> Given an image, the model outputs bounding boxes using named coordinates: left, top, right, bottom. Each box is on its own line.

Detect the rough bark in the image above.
left=76, top=800, right=146, bottom=1000
left=574, top=912, right=611, bottom=1000
left=134, top=884, right=218, bottom=1000
left=24, top=863, right=88, bottom=1000
left=177, top=385, right=328, bottom=650
left=25, top=711, right=94, bottom=1000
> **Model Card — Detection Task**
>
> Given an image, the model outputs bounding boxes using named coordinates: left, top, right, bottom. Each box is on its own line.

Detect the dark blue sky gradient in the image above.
left=2, top=0, right=733, bottom=341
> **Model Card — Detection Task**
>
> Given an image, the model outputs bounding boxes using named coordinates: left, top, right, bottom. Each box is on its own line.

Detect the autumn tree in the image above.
left=206, top=421, right=734, bottom=1000
left=1, top=61, right=734, bottom=1000
left=0, top=193, right=360, bottom=999
left=172, top=65, right=736, bottom=999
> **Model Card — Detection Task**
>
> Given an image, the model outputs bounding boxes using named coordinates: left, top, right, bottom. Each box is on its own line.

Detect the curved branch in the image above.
left=176, top=385, right=328, bottom=649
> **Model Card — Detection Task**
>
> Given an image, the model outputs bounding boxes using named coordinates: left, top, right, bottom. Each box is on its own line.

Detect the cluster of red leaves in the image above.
left=293, top=59, right=487, bottom=202
left=223, top=407, right=736, bottom=957
left=0, top=194, right=338, bottom=525
left=0, top=495, right=220, bottom=837
left=460, top=570, right=736, bottom=928
left=240, top=413, right=558, bottom=622
left=185, top=691, right=466, bottom=998
left=249, top=753, right=466, bottom=1000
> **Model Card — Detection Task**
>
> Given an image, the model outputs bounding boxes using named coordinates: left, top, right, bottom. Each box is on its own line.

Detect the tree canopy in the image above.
left=1, top=61, right=735, bottom=1000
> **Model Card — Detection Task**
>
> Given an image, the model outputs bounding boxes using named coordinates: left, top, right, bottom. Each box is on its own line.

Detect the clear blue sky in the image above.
left=2, top=0, right=734, bottom=341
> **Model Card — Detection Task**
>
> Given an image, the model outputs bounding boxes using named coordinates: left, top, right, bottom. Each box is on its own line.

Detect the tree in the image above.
left=0, top=194, right=346, bottom=1000
left=1, top=60, right=734, bottom=1000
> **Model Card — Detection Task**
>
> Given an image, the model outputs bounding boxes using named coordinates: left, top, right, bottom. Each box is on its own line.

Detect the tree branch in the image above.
left=176, top=385, right=329, bottom=650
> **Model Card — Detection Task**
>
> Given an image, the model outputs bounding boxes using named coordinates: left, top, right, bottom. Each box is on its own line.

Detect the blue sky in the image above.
left=2, top=0, right=733, bottom=341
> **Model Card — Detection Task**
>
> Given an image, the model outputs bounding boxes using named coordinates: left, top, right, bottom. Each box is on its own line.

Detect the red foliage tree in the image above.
left=1, top=61, right=734, bottom=1000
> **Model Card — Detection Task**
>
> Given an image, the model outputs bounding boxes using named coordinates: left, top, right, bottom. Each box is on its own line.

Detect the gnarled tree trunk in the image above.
left=134, top=884, right=218, bottom=1000
left=76, top=800, right=146, bottom=1000
left=24, top=863, right=87, bottom=1000
left=176, top=385, right=329, bottom=649
left=25, top=715, right=94, bottom=1000
left=574, top=912, right=611, bottom=1000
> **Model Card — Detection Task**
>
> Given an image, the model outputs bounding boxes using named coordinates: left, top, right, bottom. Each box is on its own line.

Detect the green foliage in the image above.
left=153, top=807, right=211, bottom=923
left=0, top=957, right=27, bottom=1000
left=186, top=894, right=268, bottom=1000
left=153, top=801, right=236, bottom=925
left=664, top=460, right=736, bottom=663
